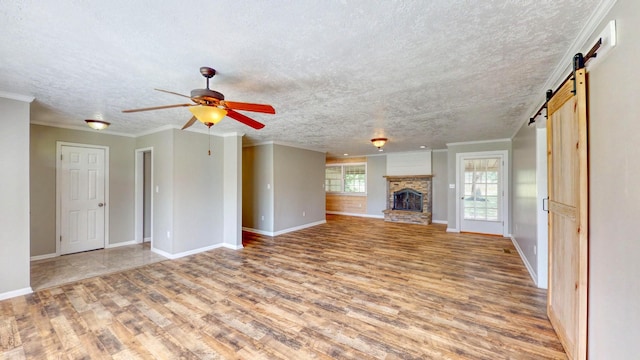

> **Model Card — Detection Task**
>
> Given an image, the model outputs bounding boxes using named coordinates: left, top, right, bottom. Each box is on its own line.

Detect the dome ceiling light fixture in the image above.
left=371, top=137, right=388, bottom=151
left=85, top=119, right=110, bottom=130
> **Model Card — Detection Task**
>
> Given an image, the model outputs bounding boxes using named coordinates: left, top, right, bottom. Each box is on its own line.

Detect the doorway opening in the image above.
left=135, top=147, right=153, bottom=247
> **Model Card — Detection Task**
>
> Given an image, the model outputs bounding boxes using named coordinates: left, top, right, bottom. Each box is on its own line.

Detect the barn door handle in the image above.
left=542, top=197, right=549, bottom=212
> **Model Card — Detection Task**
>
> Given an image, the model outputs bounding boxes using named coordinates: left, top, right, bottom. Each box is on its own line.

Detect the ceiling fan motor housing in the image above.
left=191, top=89, right=225, bottom=103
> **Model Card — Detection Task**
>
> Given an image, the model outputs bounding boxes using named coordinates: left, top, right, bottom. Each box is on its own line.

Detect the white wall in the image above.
left=586, top=0, right=640, bottom=356
left=0, top=96, right=32, bottom=299
left=386, top=151, right=432, bottom=175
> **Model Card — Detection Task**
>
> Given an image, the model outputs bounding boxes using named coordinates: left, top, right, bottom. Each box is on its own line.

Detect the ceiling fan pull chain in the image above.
left=208, top=127, right=212, bottom=156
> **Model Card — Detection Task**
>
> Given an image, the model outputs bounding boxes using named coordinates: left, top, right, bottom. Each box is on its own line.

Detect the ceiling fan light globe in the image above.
left=85, top=119, right=110, bottom=130
left=188, top=106, right=227, bottom=125
left=371, top=138, right=387, bottom=148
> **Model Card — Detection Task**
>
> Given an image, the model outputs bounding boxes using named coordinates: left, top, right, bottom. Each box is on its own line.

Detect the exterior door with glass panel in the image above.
left=460, top=155, right=504, bottom=235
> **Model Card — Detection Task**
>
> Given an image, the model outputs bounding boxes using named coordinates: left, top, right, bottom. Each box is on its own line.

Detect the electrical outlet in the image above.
left=166, top=231, right=170, bottom=239
left=261, top=215, right=264, bottom=221
left=303, top=211, right=306, bottom=217
left=534, top=245, right=537, bottom=255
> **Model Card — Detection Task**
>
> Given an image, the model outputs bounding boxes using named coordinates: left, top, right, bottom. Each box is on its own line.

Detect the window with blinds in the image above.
left=325, top=163, right=366, bottom=194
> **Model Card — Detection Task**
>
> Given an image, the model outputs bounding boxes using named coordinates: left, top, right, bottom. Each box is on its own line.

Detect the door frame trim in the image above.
left=55, top=142, right=110, bottom=255
left=455, top=150, right=509, bottom=237
left=134, top=147, right=153, bottom=246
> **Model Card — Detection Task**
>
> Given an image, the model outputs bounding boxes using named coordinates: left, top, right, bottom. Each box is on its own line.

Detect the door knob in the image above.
left=98, top=203, right=104, bottom=207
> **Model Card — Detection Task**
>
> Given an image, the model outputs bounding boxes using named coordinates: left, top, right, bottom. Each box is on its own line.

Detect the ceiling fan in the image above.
left=122, top=67, right=275, bottom=130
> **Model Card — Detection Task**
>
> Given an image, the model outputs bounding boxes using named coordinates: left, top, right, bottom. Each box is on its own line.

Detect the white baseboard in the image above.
left=243, top=219, right=327, bottom=237
left=0, top=287, right=33, bottom=301
left=221, top=243, right=244, bottom=250
left=446, top=228, right=459, bottom=233
left=106, top=240, right=137, bottom=248
left=30, top=253, right=57, bottom=261
left=326, top=211, right=384, bottom=219
left=151, top=243, right=225, bottom=260
left=273, top=220, right=326, bottom=236
left=432, top=220, right=448, bottom=225
left=510, top=236, right=538, bottom=286
left=242, top=227, right=274, bottom=236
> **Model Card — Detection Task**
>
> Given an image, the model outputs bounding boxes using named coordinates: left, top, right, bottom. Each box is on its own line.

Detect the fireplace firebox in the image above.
left=393, top=188, right=423, bottom=212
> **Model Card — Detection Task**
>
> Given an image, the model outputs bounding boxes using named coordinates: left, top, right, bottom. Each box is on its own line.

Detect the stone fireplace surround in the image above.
left=383, top=175, right=433, bottom=225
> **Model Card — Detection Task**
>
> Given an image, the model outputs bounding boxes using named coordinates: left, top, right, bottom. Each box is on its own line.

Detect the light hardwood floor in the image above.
left=0, top=215, right=565, bottom=359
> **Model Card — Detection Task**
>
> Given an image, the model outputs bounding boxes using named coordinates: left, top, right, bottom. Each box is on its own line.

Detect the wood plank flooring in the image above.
left=1, top=215, right=566, bottom=359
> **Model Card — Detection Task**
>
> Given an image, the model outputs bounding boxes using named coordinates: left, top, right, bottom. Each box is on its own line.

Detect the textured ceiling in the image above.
left=0, top=0, right=601, bottom=157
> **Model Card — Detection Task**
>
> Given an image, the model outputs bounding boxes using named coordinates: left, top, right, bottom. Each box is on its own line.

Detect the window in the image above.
left=325, top=163, right=366, bottom=193
left=463, top=158, right=500, bottom=221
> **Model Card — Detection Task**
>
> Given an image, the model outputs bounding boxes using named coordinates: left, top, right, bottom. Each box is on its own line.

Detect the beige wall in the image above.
left=365, top=155, right=387, bottom=217
left=30, top=124, right=136, bottom=256
left=511, top=121, right=538, bottom=277
left=586, top=0, right=640, bottom=356
left=172, top=130, right=225, bottom=253
left=243, top=143, right=326, bottom=234
left=136, top=129, right=227, bottom=255
left=273, top=144, right=326, bottom=232
left=0, top=98, right=31, bottom=297
left=136, top=130, right=174, bottom=253
left=242, top=144, right=274, bottom=232
left=431, top=150, right=448, bottom=222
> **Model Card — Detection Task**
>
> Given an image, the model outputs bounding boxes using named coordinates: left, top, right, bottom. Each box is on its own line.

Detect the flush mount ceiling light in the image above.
left=188, top=105, right=228, bottom=128
left=85, top=119, right=110, bottom=130
left=371, top=137, right=388, bottom=151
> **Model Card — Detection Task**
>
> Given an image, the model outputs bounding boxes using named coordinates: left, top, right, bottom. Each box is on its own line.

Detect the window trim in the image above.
left=325, top=162, right=367, bottom=195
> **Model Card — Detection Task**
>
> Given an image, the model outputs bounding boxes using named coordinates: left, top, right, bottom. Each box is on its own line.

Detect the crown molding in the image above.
left=31, top=121, right=136, bottom=137
left=515, top=0, right=619, bottom=138
left=0, top=91, right=35, bottom=103
left=446, top=138, right=511, bottom=147
left=245, top=140, right=326, bottom=153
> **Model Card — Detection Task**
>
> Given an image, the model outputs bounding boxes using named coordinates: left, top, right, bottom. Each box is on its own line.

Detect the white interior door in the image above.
left=59, top=144, right=106, bottom=254
left=458, top=152, right=506, bottom=235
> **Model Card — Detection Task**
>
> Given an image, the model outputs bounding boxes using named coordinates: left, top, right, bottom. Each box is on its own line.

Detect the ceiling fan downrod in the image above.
left=200, top=67, right=216, bottom=90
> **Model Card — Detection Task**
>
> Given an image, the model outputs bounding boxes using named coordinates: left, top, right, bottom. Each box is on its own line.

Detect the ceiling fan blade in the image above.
left=223, top=101, right=275, bottom=114
left=154, top=88, right=192, bottom=99
left=122, top=103, right=193, bottom=113
left=181, top=116, right=198, bottom=130
left=227, top=109, right=265, bottom=129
